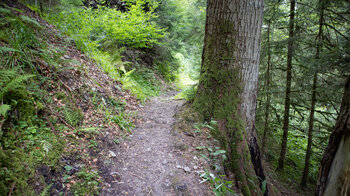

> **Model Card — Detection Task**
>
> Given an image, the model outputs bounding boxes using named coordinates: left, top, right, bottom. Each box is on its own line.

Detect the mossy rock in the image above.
left=174, top=140, right=187, bottom=151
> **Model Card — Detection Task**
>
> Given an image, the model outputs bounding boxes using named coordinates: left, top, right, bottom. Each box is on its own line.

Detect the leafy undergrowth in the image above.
left=43, top=0, right=166, bottom=102
left=172, top=103, right=240, bottom=195
left=0, top=2, right=141, bottom=195
left=172, top=103, right=307, bottom=195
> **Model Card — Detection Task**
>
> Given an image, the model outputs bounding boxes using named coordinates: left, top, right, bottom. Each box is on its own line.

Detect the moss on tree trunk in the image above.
left=194, top=0, right=266, bottom=195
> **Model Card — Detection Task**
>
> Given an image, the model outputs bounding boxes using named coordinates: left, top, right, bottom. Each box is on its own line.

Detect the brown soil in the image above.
left=100, top=91, right=212, bottom=196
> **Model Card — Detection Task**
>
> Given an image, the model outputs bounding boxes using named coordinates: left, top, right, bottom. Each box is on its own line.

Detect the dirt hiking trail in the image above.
left=101, top=91, right=212, bottom=196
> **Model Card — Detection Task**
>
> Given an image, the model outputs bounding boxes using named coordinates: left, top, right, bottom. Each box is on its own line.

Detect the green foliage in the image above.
left=61, top=106, right=84, bottom=127
left=45, top=1, right=165, bottom=99
left=50, top=0, right=164, bottom=49
left=0, top=69, right=34, bottom=100
left=72, top=167, right=100, bottom=196
left=88, top=139, right=98, bottom=149
left=0, top=5, right=68, bottom=195
left=0, top=104, right=10, bottom=117
left=0, top=7, right=44, bottom=71
left=200, top=171, right=236, bottom=196
left=154, top=0, right=206, bottom=83
left=0, top=147, right=35, bottom=195
left=0, top=119, right=64, bottom=195
left=0, top=69, right=38, bottom=125
left=39, top=184, right=52, bottom=196
left=106, top=96, right=125, bottom=111
left=174, top=85, right=197, bottom=101
left=19, top=15, right=42, bottom=28
left=111, top=112, right=134, bottom=132
left=74, top=127, right=101, bottom=138
left=256, top=0, right=349, bottom=190
left=121, top=68, right=160, bottom=100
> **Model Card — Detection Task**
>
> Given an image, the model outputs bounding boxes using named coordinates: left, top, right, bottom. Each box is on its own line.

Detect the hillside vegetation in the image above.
left=0, top=0, right=349, bottom=195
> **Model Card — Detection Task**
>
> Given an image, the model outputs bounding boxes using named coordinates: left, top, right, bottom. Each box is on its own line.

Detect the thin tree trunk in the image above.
left=277, top=0, right=295, bottom=171
left=301, top=73, right=317, bottom=187
left=194, top=0, right=266, bottom=194
left=300, top=0, right=324, bottom=188
left=262, top=19, right=272, bottom=155
left=316, top=75, right=350, bottom=196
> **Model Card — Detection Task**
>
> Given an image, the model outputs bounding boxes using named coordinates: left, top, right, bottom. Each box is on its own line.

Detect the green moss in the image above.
left=55, top=92, right=66, bottom=100
left=193, top=19, right=256, bottom=195
left=0, top=148, right=36, bottom=195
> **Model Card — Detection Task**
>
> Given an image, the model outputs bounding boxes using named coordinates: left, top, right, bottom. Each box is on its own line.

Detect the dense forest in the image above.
left=0, top=0, right=349, bottom=195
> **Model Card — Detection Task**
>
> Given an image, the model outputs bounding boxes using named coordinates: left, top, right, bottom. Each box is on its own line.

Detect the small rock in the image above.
left=183, top=167, right=191, bottom=172
left=176, top=165, right=182, bottom=169
left=63, top=55, right=70, bottom=59
left=164, top=179, right=171, bottom=187
left=110, top=171, right=120, bottom=176
left=174, top=142, right=187, bottom=151
left=109, top=150, right=117, bottom=157
left=176, top=182, right=187, bottom=191
left=193, top=166, right=198, bottom=170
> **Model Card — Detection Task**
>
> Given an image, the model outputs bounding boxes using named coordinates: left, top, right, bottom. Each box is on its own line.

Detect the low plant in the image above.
left=200, top=171, right=236, bottom=196
left=0, top=118, right=64, bottom=195
left=72, top=167, right=100, bottom=196
left=121, top=68, right=161, bottom=101
left=88, top=139, right=99, bottom=149
left=74, top=127, right=101, bottom=138
left=61, top=106, right=84, bottom=127
left=173, top=85, right=197, bottom=102
left=45, top=2, right=164, bottom=101
left=111, top=112, right=134, bottom=132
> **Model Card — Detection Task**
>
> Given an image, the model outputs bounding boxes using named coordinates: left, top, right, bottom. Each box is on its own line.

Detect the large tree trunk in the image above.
left=194, top=0, right=266, bottom=195
left=301, top=0, right=325, bottom=188
left=277, top=0, right=296, bottom=171
left=316, top=75, right=350, bottom=196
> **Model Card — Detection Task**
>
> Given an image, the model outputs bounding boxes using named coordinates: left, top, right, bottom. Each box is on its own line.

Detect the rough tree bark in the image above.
left=277, top=0, right=296, bottom=171
left=316, top=75, right=350, bottom=196
left=300, top=0, right=325, bottom=188
left=194, top=0, right=266, bottom=195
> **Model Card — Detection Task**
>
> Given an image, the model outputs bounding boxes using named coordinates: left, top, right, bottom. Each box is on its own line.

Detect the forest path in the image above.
left=101, top=91, right=211, bottom=196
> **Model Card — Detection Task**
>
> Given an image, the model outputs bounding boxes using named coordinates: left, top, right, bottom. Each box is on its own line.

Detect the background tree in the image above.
left=300, top=0, right=326, bottom=188
left=277, top=0, right=296, bottom=171
left=194, top=0, right=266, bottom=194
left=256, top=0, right=349, bottom=191
left=316, top=75, right=350, bottom=196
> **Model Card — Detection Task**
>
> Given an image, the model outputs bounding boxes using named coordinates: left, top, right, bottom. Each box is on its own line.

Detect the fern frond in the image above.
left=0, top=74, right=34, bottom=99
left=0, top=104, right=11, bottom=117
left=0, top=46, right=24, bottom=54
left=19, top=15, right=42, bottom=28
left=61, top=107, right=83, bottom=127
left=39, top=184, right=52, bottom=196
left=0, top=8, right=11, bottom=15
left=0, top=69, right=16, bottom=86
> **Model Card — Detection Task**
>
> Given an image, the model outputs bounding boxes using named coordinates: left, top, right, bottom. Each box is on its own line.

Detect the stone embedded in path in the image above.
left=109, top=150, right=117, bottom=157
left=183, top=167, right=191, bottom=173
